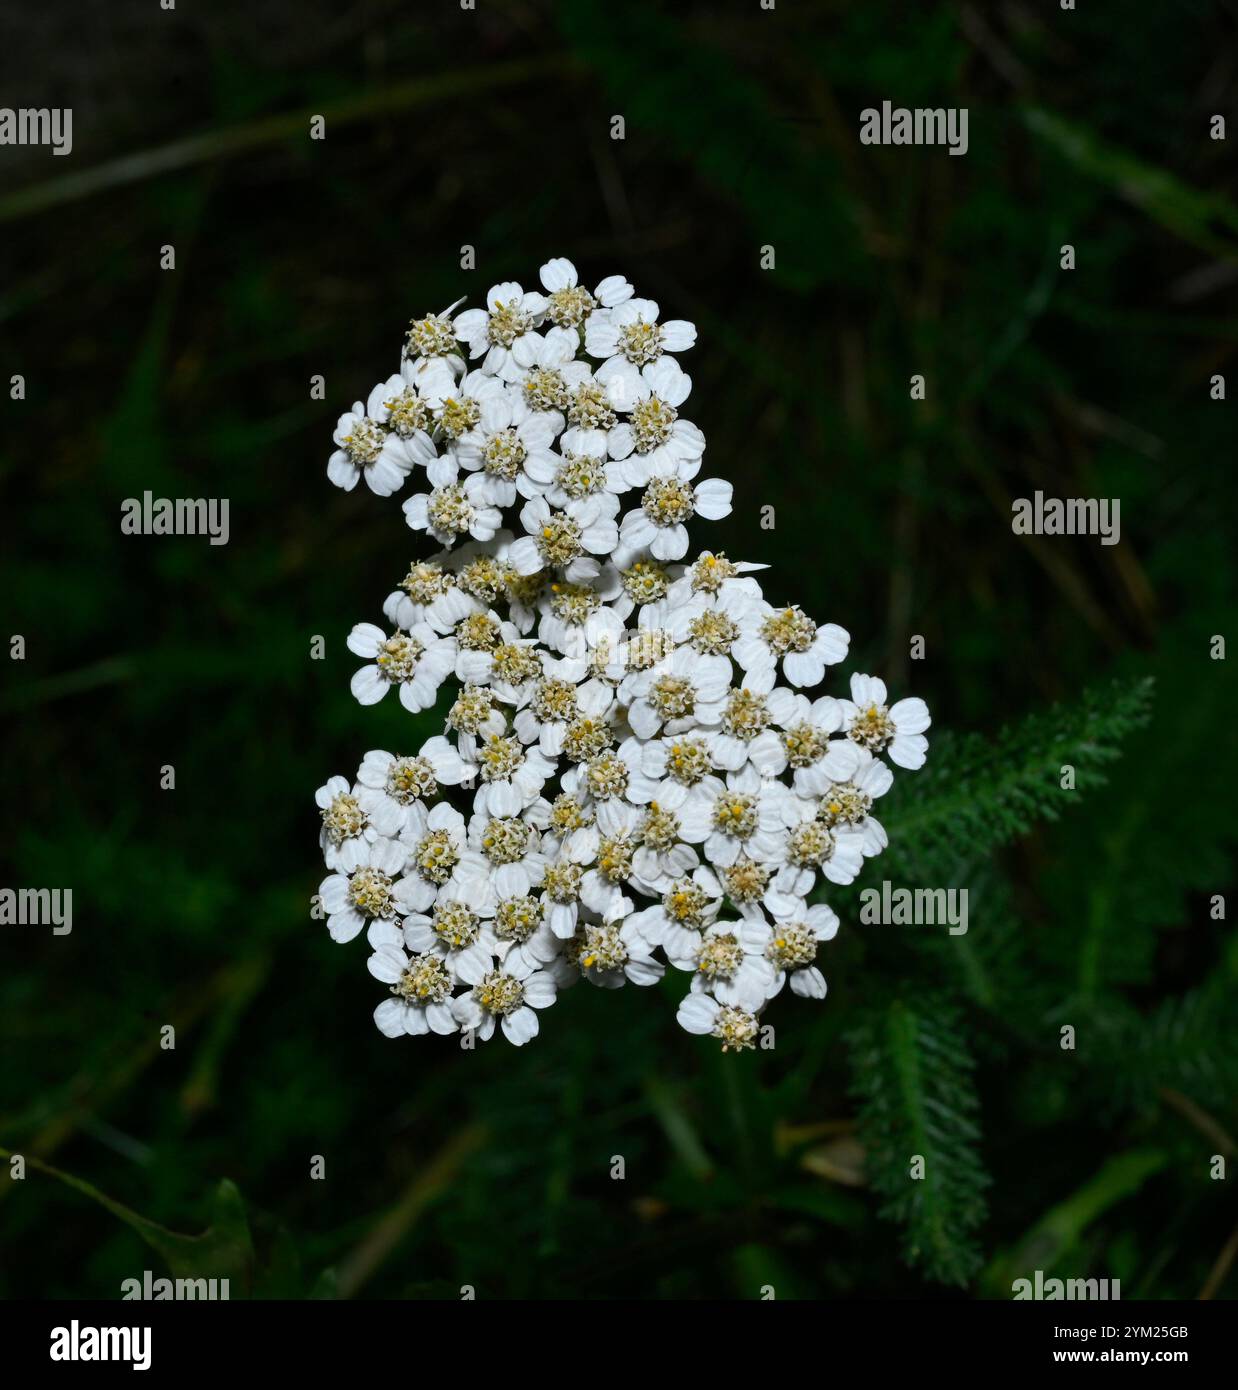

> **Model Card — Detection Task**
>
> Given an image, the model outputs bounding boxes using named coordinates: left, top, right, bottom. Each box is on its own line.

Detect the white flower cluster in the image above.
left=317, top=259, right=931, bottom=1050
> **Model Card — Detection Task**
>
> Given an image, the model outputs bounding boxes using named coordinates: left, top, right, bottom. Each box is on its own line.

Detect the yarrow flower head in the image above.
left=319, top=258, right=931, bottom=1048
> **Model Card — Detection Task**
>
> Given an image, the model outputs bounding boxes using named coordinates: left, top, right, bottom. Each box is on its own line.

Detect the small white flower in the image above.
left=763, top=690, right=865, bottom=795
left=355, top=749, right=443, bottom=832
left=775, top=800, right=866, bottom=895
left=318, top=835, right=408, bottom=943
left=787, top=718, right=871, bottom=800
left=666, top=551, right=768, bottom=605
left=491, top=893, right=561, bottom=975
left=630, top=784, right=699, bottom=890
left=513, top=656, right=613, bottom=757
left=644, top=581, right=760, bottom=662
left=733, top=601, right=850, bottom=688
left=482, top=637, right=544, bottom=704
left=443, top=609, right=523, bottom=685
left=626, top=867, right=723, bottom=959
left=327, top=380, right=434, bottom=496
left=439, top=532, right=518, bottom=602
left=512, top=327, right=578, bottom=420
left=606, top=358, right=705, bottom=486
left=394, top=802, right=470, bottom=912
left=403, top=470, right=503, bottom=548
left=748, top=903, right=839, bottom=1000
left=579, top=814, right=640, bottom=917
left=375, top=371, right=441, bottom=447
left=520, top=433, right=632, bottom=511
left=701, top=856, right=789, bottom=922
left=346, top=621, right=456, bottom=713
left=507, top=494, right=620, bottom=583
left=367, top=921, right=460, bottom=1037
left=465, top=808, right=547, bottom=900
left=709, top=678, right=789, bottom=776
left=316, top=773, right=403, bottom=871
left=561, top=738, right=661, bottom=834
left=538, top=257, right=633, bottom=329
left=443, top=684, right=507, bottom=768
left=538, top=792, right=599, bottom=867
left=607, top=555, right=680, bottom=622
left=403, top=304, right=467, bottom=380
left=452, top=955, right=558, bottom=1044
left=538, top=853, right=589, bottom=939
left=453, top=282, right=548, bottom=382
left=471, top=735, right=555, bottom=817
left=682, top=920, right=777, bottom=1011
left=536, top=577, right=625, bottom=658
left=809, top=748, right=894, bottom=856
left=617, top=474, right=732, bottom=562
left=586, top=298, right=697, bottom=407
left=677, top=767, right=796, bottom=870
left=675, top=993, right=761, bottom=1051
left=420, top=366, right=507, bottom=434
left=452, top=388, right=558, bottom=508
left=403, top=885, right=499, bottom=985
left=839, top=674, right=932, bottom=770
left=412, top=734, right=477, bottom=788
left=382, top=557, right=457, bottom=631
left=572, top=913, right=663, bottom=988
left=623, top=644, right=731, bottom=739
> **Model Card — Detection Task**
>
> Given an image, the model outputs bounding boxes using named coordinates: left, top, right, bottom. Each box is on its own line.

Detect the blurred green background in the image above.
left=1, top=0, right=1236, bottom=1299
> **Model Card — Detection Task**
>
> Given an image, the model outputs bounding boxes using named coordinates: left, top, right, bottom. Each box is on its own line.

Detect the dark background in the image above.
left=1, top=0, right=1235, bottom=1299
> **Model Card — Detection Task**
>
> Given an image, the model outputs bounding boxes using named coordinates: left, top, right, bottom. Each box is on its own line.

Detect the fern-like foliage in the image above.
left=877, top=676, right=1155, bottom=880
left=846, top=998, right=990, bottom=1286
left=837, top=679, right=1159, bottom=1285
left=1090, top=943, right=1238, bottom=1112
